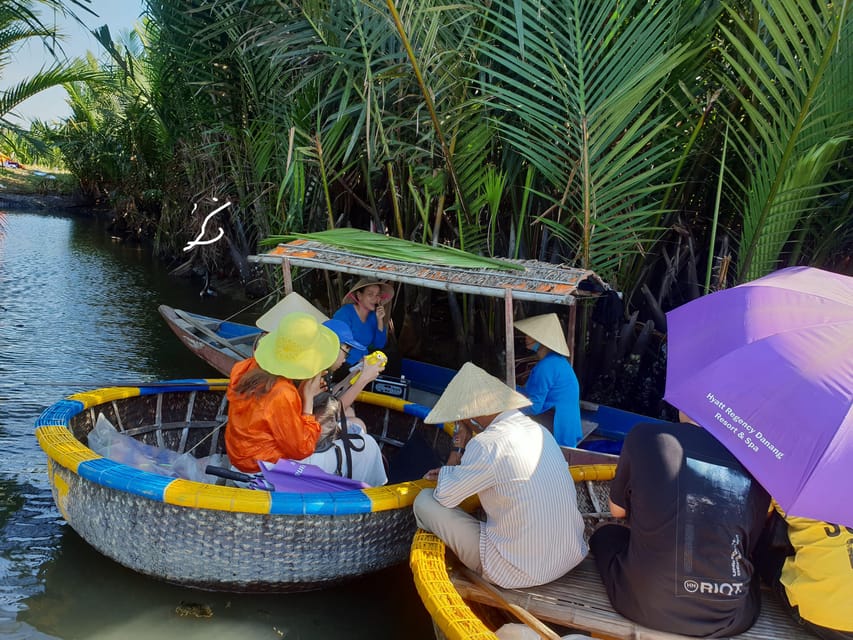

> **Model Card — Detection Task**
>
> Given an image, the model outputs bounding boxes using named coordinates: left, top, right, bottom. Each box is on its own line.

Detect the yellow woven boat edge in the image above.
left=366, top=479, right=434, bottom=511
left=35, top=424, right=99, bottom=472
left=570, top=463, right=616, bottom=482
left=410, top=529, right=498, bottom=640
left=164, top=479, right=272, bottom=513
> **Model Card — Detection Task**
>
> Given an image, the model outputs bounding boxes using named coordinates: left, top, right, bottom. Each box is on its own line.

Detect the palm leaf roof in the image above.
left=254, top=229, right=606, bottom=305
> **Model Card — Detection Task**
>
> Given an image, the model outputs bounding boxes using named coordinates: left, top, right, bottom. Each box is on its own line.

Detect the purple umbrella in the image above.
left=257, top=459, right=368, bottom=492
left=664, top=266, right=853, bottom=527
left=205, top=460, right=368, bottom=492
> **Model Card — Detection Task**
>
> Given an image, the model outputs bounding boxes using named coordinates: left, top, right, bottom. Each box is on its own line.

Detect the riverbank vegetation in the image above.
left=7, top=0, right=853, bottom=415
left=0, top=165, right=75, bottom=195
left=0, top=1, right=103, bottom=160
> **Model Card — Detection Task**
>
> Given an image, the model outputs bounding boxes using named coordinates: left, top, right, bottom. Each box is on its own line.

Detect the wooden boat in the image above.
left=158, top=304, right=657, bottom=460
left=35, top=379, right=452, bottom=592
left=158, top=304, right=260, bottom=376
left=410, top=465, right=814, bottom=640
left=251, top=236, right=674, bottom=444
left=158, top=303, right=448, bottom=405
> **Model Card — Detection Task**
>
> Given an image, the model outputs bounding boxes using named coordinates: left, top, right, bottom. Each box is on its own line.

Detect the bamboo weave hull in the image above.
left=412, top=465, right=816, bottom=640
left=36, top=380, right=449, bottom=592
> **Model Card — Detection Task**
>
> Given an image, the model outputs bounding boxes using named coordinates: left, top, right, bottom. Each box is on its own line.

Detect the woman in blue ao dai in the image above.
left=515, top=313, right=583, bottom=447
left=332, top=278, right=395, bottom=367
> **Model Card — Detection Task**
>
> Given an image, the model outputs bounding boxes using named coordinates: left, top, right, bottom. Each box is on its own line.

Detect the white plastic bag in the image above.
left=88, top=413, right=228, bottom=483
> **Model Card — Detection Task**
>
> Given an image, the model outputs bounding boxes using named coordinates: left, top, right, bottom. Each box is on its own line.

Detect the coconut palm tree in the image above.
left=48, top=24, right=178, bottom=247
left=0, top=0, right=103, bottom=143
left=716, top=0, right=852, bottom=283
left=463, top=1, right=729, bottom=281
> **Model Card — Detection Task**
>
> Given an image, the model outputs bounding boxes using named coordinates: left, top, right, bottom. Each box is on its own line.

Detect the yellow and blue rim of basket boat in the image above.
left=34, top=380, right=432, bottom=516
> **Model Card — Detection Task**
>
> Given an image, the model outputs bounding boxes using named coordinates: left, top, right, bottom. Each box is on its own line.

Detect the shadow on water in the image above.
left=19, top=529, right=430, bottom=640
left=0, top=210, right=433, bottom=640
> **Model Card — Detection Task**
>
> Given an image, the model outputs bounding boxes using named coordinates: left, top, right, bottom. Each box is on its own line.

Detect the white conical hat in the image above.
left=424, top=362, right=531, bottom=424
left=343, top=278, right=395, bottom=305
left=256, top=292, right=328, bottom=332
left=514, top=313, right=571, bottom=357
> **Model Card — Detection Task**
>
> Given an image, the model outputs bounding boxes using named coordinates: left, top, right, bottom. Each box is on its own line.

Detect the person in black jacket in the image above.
left=590, top=414, right=771, bottom=637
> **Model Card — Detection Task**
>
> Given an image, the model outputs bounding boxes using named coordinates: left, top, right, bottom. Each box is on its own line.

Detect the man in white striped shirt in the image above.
left=414, top=362, right=588, bottom=589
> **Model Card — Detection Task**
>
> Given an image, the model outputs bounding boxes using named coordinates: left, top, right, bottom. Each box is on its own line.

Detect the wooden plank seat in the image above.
left=173, top=309, right=256, bottom=359
left=449, top=555, right=814, bottom=640
left=210, top=332, right=258, bottom=346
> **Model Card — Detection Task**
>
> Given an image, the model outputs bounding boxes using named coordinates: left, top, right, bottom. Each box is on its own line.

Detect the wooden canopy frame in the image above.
left=250, top=238, right=608, bottom=388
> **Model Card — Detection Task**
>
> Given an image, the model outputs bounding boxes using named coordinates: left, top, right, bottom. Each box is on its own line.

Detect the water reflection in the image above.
left=0, top=210, right=432, bottom=639
left=21, top=529, right=426, bottom=640
left=0, top=477, right=61, bottom=640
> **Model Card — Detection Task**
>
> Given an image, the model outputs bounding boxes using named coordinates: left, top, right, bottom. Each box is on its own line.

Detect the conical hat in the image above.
left=424, top=362, right=531, bottom=424
left=256, top=292, right=328, bottom=332
left=514, top=313, right=570, bottom=357
left=254, top=312, right=339, bottom=379
left=343, top=278, right=395, bottom=305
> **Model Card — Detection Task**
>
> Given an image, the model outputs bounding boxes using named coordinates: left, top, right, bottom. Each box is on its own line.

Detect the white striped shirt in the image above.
left=434, top=409, right=588, bottom=588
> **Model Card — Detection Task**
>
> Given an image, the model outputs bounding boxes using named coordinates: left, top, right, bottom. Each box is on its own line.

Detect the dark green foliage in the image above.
left=21, top=0, right=853, bottom=413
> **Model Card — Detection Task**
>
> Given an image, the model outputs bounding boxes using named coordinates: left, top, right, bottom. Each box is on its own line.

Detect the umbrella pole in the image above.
left=567, top=303, right=577, bottom=365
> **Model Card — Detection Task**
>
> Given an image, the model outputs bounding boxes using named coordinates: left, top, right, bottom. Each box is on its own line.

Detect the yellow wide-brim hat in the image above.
left=343, top=278, right=395, bottom=305
left=254, top=312, right=339, bottom=379
left=424, top=362, right=531, bottom=424
left=514, top=313, right=571, bottom=357
left=256, top=292, right=329, bottom=332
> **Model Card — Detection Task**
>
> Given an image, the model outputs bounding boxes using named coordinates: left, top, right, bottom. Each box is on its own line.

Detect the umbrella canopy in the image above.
left=258, top=459, right=368, bottom=492
left=664, top=266, right=853, bottom=527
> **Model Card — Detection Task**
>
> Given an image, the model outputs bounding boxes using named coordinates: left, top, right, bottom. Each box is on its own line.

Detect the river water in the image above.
left=0, top=210, right=433, bottom=639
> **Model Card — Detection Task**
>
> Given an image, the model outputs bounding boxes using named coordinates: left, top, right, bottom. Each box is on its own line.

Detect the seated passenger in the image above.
left=299, top=392, right=388, bottom=487
left=322, top=319, right=386, bottom=430
left=755, top=504, right=853, bottom=640
left=514, top=313, right=582, bottom=447
left=589, top=412, right=770, bottom=637
left=413, top=362, right=587, bottom=589
left=331, top=278, right=394, bottom=366
left=225, top=312, right=338, bottom=473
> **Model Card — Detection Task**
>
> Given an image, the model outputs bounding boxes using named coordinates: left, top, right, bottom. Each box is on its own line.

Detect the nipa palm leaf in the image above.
left=261, top=228, right=525, bottom=271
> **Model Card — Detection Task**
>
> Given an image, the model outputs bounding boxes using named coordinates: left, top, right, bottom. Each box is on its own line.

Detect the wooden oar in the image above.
left=459, top=566, right=563, bottom=640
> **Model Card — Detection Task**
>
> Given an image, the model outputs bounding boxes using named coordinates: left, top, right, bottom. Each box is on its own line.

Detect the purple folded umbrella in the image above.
left=664, top=266, right=853, bottom=527
left=257, top=459, right=368, bottom=493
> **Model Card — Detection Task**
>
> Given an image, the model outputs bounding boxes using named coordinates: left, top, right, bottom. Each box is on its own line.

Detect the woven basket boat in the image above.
left=411, top=465, right=814, bottom=640
left=411, top=464, right=616, bottom=640
left=35, top=379, right=450, bottom=592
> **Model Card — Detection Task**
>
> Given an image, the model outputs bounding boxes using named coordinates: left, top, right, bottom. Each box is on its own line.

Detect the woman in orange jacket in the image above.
left=225, top=312, right=340, bottom=473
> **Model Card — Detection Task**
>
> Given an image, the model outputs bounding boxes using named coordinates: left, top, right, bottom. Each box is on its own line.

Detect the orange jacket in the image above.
left=225, top=358, right=321, bottom=472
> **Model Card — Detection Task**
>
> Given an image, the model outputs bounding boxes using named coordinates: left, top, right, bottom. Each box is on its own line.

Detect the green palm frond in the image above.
left=0, top=24, right=53, bottom=68
left=0, top=0, right=97, bottom=75
left=719, top=0, right=852, bottom=281
left=0, top=59, right=103, bottom=126
left=262, top=228, right=525, bottom=271
left=470, top=0, right=696, bottom=280
left=447, top=112, right=503, bottom=254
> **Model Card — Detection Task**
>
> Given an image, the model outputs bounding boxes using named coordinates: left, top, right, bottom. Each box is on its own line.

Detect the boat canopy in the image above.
left=249, top=237, right=610, bottom=386
left=251, top=238, right=607, bottom=305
